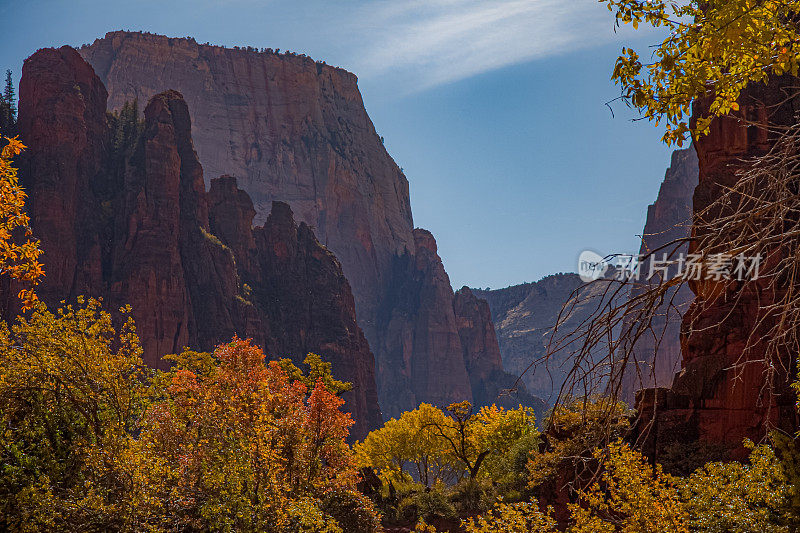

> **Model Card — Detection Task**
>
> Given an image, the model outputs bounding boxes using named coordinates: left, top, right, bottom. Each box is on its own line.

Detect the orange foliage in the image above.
left=0, top=137, right=43, bottom=309
left=142, top=337, right=364, bottom=530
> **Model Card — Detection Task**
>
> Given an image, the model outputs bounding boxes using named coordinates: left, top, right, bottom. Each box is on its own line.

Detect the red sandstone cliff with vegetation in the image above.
left=77, top=31, right=529, bottom=417
left=14, top=46, right=381, bottom=439
left=637, top=78, right=800, bottom=458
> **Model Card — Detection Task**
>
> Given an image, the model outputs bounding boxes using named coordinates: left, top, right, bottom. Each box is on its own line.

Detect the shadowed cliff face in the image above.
left=475, top=274, right=619, bottom=405
left=453, top=287, right=546, bottom=417
left=621, top=148, right=698, bottom=402
left=78, top=31, right=518, bottom=418
left=14, top=46, right=381, bottom=439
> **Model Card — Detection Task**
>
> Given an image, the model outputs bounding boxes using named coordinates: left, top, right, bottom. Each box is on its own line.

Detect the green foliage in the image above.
left=109, top=99, right=143, bottom=159
left=449, top=478, right=496, bottom=515
left=398, top=484, right=456, bottom=523
left=278, top=353, right=353, bottom=396
left=0, top=298, right=152, bottom=531
left=437, top=439, right=794, bottom=533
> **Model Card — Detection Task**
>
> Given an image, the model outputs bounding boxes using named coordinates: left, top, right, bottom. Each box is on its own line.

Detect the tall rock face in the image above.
left=78, top=31, right=512, bottom=418
left=78, top=32, right=414, bottom=359
left=636, top=78, right=800, bottom=458
left=375, top=229, right=472, bottom=418
left=621, top=148, right=698, bottom=402
left=14, top=47, right=380, bottom=439
left=17, top=46, right=109, bottom=306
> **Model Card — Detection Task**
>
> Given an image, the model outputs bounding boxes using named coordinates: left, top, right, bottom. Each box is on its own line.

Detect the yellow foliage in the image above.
left=356, top=402, right=538, bottom=488
left=570, top=442, right=690, bottom=533
left=602, top=0, right=800, bottom=145
left=528, top=396, right=631, bottom=489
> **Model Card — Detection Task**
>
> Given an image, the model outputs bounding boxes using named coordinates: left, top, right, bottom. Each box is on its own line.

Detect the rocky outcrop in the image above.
left=78, top=32, right=414, bottom=363
left=620, top=148, right=697, bottom=402
left=14, top=47, right=381, bottom=439
left=17, top=46, right=109, bottom=306
left=475, top=274, right=606, bottom=404
left=374, top=229, right=472, bottom=418
left=453, top=287, right=545, bottom=415
left=636, top=78, right=800, bottom=459
left=78, top=31, right=514, bottom=419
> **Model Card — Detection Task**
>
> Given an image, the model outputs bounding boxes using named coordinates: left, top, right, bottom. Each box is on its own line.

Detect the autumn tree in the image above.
left=143, top=337, right=379, bottom=532
left=0, top=298, right=153, bottom=531
left=355, top=403, right=456, bottom=487
left=603, top=0, right=800, bottom=145
left=357, top=402, right=537, bottom=489
left=428, top=402, right=538, bottom=481
left=0, top=307, right=377, bottom=532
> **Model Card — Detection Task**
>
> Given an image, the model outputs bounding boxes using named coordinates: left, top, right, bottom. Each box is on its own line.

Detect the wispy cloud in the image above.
left=347, top=0, right=627, bottom=92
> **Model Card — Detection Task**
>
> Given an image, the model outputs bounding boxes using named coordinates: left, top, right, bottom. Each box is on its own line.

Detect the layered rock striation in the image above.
left=14, top=46, right=381, bottom=439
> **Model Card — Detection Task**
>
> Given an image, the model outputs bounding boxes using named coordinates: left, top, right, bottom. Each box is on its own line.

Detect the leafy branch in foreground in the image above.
left=603, top=0, right=800, bottom=145
left=0, top=137, right=43, bottom=309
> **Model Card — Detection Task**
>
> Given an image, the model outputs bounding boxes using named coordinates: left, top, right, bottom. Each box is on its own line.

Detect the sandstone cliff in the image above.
left=78, top=32, right=414, bottom=359
left=14, top=47, right=381, bottom=439
left=620, top=148, right=698, bottom=402
left=453, top=287, right=545, bottom=415
left=78, top=31, right=513, bottom=418
left=636, top=77, right=800, bottom=459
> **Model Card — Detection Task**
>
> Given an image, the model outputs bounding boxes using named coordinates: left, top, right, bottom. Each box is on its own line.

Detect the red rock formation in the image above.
left=453, top=287, right=545, bottom=414
left=78, top=32, right=415, bottom=361
left=636, top=78, right=800, bottom=459
left=208, top=178, right=383, bottom=434
left=77, top=31, right=506, bottom=419
left=14, top=47, right=380, bottom=439
left=17, top=46, right=109, bottom=304
left=375, top=229, right=472, bottom=418
left=621, top=148, right=697, bottom=402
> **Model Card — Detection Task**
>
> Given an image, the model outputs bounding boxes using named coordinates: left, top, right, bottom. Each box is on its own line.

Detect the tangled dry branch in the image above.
left=541, top=120, right=800, bottom=436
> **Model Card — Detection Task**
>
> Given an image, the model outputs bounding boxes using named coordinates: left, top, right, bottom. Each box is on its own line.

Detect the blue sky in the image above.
left=0, top=0, right=674, bottom=290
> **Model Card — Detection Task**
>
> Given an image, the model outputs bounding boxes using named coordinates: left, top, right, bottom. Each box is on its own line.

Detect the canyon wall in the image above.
left=14, top=46, right=381, bottom=439
left=620, top=148, right=698, bottom=402
left=77, top=31, right=527, bottom=417
left=475, top=274, right=620, bottom=404
left=636, top=78, right=800, bottom=458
